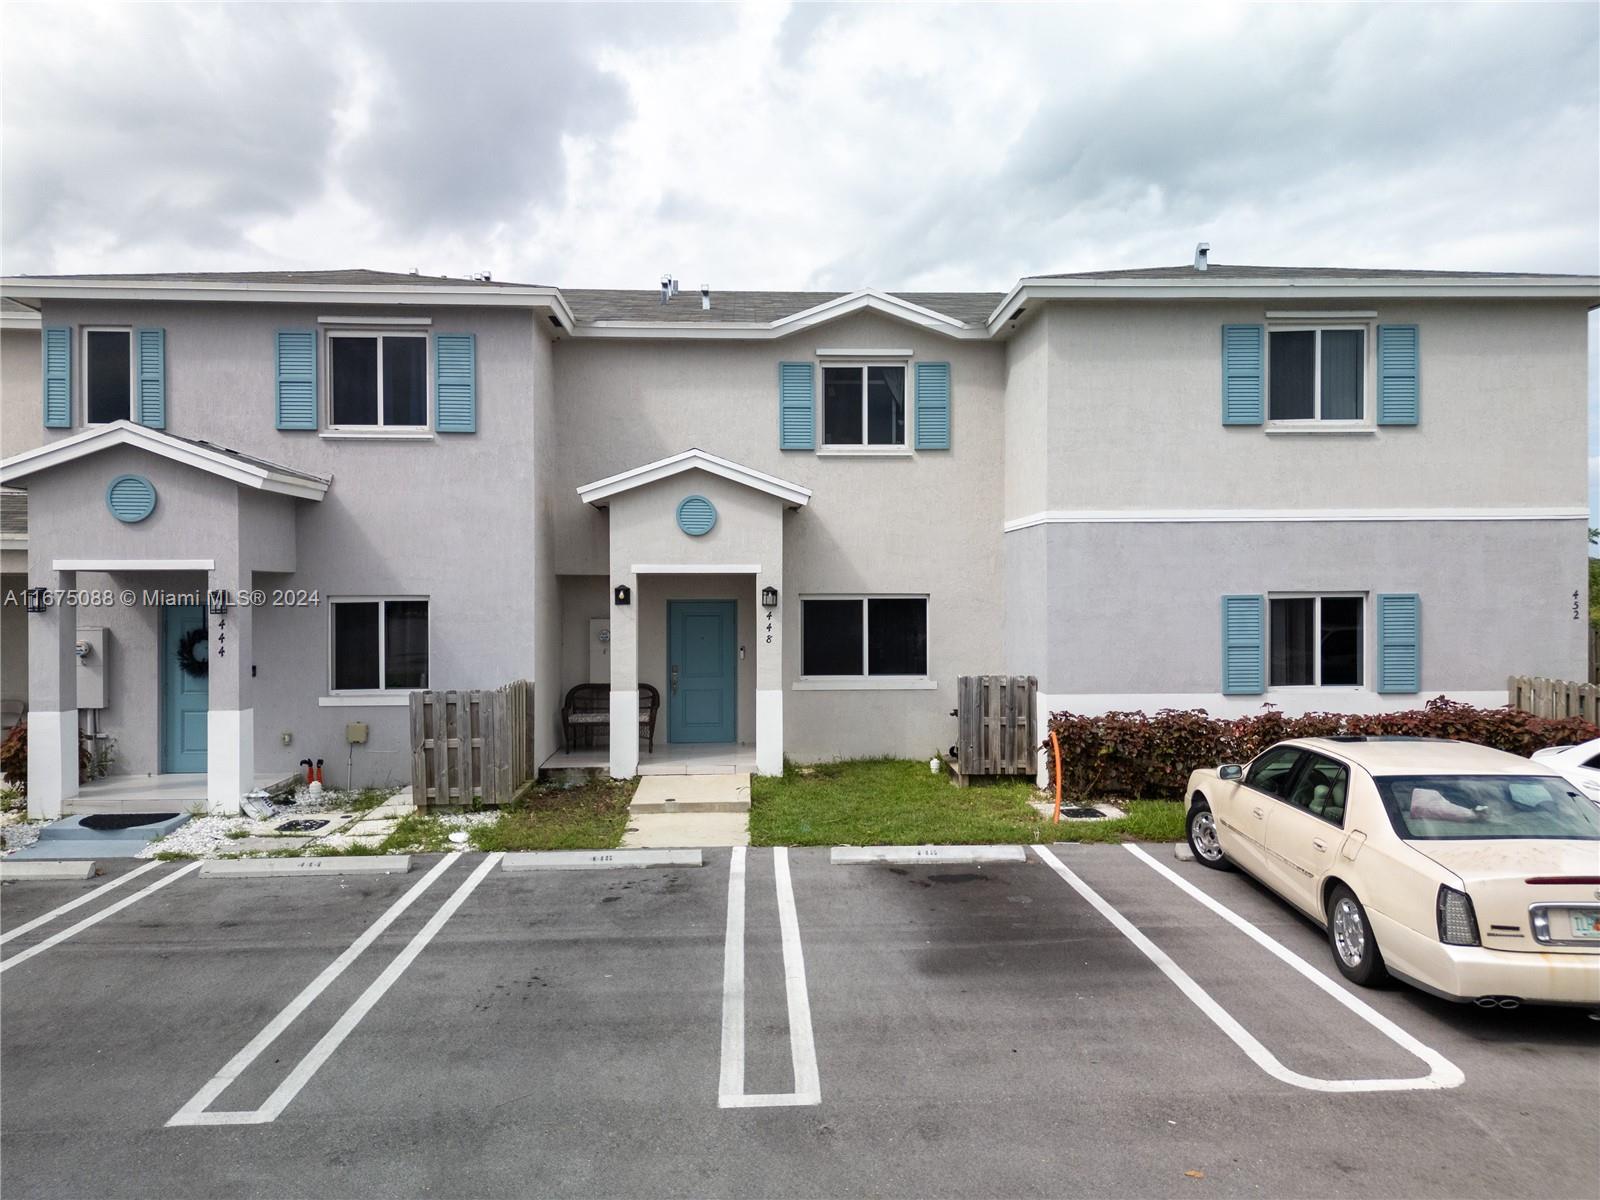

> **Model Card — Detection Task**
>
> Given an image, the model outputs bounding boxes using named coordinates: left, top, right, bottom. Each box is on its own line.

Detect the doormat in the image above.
left=275, top=819, right=331, bottom=833
left=79, top=812, right=181, bottom=832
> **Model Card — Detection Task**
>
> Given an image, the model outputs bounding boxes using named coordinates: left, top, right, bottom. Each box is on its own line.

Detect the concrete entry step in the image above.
left=629, top=774, right=751, bottom=814
left=620, top=812, right=749, bottom=849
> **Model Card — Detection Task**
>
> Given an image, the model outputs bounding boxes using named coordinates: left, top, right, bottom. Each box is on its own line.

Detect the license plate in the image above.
left=1574, top=911, right=1600, bottom=939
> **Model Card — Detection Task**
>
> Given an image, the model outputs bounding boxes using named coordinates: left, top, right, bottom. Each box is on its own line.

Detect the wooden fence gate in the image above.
left=1507, top=675, right=1600, bottom=722
left=409, top=679, right=534, bottom=808
left=952, top=674, right=1037, bottom=786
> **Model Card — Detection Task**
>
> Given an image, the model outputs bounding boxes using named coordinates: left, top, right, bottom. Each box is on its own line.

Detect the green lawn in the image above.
left=468, top=777, right=634, bottom=852
left=749, top=759, right=1183, bottom=847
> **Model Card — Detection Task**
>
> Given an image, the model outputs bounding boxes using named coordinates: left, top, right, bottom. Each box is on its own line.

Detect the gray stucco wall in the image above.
left=1021, top=298, right=1590, bottom=515
left=21, top=300, right=544, bottom=785
left=1008, top=517, right=1586, bottom=702
left=550, top=313, right=1010, bottom=762
left=1, top=326, right=43, bottom=459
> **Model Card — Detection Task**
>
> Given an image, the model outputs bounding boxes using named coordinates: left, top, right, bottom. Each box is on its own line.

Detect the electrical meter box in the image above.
left=76, top=628, right=108, bottom=710
left=344, top=722, right=369, bottom=745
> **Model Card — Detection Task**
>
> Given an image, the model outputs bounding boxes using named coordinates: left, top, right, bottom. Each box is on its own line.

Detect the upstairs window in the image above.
left=328, top=331, right=427, bottom=428
left=1270, top=594, right=1363, bottom=687
left=84, top=328, right=132, bottom=424
left=801, top=596, right=927, bottom=677
left=331, top=598, right=429, bottom=691
left=823, top=365, right=906, bottom=447
left=1269, top=328, right=1364, bottom=421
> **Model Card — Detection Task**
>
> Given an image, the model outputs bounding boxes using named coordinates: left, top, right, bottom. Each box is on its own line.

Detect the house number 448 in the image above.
left=765, top=612, right=774, bottom=645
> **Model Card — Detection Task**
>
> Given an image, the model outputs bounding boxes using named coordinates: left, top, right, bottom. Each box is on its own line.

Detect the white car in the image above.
left=1531, top=738, right=1600, bottom=806
left=1184, top=737, right=1600, bottom=1009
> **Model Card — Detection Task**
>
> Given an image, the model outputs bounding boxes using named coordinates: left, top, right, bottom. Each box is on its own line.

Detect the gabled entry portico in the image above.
left=0, top=422, right=330, bottom=818
left=577, top=449, right=810, bottom=780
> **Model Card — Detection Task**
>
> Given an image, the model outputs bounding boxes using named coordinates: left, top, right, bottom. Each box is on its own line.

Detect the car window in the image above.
left=1245, top=747, right=1305, bottom=800
left=1374, top=775, right=1600, bottom=841
left=1284, top=754, right=1349, bottom=826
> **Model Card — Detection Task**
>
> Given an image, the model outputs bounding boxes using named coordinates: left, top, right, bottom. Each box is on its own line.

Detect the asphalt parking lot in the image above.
left=2, top=845, right=1597, bottom=1199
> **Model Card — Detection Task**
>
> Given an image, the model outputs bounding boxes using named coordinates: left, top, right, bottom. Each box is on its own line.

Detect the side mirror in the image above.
left=1219, top=764, right=1243, bottom=781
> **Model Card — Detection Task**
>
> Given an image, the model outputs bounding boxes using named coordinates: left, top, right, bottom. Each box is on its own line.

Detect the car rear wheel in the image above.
left=1186, top=800, right=1230, bottom=871
left=1327, top=884, right=1389, bottom=987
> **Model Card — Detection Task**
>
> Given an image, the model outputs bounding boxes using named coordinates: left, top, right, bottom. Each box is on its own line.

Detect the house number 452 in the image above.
left=1575, top=590, right=1582, bottom=621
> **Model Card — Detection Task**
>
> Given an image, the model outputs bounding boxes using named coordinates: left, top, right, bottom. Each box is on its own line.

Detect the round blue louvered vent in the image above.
left=106, top=474, right=157, bottom=523
left=676, top=494, right=717, bottom=537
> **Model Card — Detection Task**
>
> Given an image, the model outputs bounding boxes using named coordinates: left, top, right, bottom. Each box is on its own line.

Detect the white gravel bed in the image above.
left=2, top=817, right=45, bottom=855
left=137, top=815, right=256, bottom=859
left=438, top=811, right=499, bottom=830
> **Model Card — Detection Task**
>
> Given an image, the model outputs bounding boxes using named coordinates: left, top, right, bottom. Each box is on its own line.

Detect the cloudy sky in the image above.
left=3, top=2, right=1597, bottom=509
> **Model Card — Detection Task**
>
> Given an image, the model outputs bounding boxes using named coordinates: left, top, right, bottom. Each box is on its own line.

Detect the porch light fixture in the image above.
left=614, top=584, right=631, bottom=606
left=761, top=586, right=779, bottom=609
left=207, top=588, right=230, bottom=615
left=25, top=586, right=47, bottom=614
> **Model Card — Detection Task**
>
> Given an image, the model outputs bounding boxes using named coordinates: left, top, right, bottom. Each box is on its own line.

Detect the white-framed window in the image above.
left=326, top=331, right=428, bottom=429
left=330, top=597, right=429, bottom=692
left=1269, top=593, right=1363, bottom=688
left=83, top=327, right=133, bottom=424
left=822, top=363, right=908, bottom=448
left=800, top=595, right=927, bottom=678
left=1268, top=326, right=1367, bottom=422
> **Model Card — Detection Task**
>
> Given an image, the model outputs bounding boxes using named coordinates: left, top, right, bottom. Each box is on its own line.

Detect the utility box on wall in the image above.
left=75, top=628, right=108, bottom=710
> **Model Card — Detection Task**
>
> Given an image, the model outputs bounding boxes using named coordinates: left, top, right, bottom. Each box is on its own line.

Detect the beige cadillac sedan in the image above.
left=1184, top=737, right=1600, bottom=1009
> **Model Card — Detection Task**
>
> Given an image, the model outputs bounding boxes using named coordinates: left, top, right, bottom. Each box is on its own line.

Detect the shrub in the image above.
left=1044, top=697, right=1599, bottom=801
left=0, top=722, right=102, bottom=791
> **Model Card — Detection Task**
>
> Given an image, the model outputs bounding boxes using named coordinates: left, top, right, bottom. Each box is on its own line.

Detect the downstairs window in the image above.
left=1269, top=595, right=1363, bottom=687
left=331, top=598, right=429, bottom=691
left=801, top=596, right=927, bottom=677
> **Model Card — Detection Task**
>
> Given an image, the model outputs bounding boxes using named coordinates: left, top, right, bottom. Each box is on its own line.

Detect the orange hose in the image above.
left=1049, top=730, right=1063, bottom=823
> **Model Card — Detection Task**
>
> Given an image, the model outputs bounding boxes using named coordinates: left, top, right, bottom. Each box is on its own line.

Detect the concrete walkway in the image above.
left=621, top=774, right=750, bottom=848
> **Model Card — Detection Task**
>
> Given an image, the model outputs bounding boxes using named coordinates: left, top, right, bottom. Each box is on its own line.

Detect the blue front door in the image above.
left=667, top=600, right=736, bottom=744
left=161, top=604, right=208, bottom=773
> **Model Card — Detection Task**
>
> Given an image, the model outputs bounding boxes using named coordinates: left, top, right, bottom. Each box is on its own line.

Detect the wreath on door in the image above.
left=176, top=627, right=209, bottom=679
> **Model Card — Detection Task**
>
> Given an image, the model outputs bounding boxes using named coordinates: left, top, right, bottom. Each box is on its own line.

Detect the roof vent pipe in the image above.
left=660, top=274, right=672, bottom=304
left=670, top=278, right=679, bottom=298
left=1194, top=243, right=1210, bottom=272
left=700, top=284, right=710, bottom=311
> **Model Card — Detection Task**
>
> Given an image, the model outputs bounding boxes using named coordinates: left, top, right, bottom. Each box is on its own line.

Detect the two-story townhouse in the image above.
left=1, top=261, right=1594, bottom=820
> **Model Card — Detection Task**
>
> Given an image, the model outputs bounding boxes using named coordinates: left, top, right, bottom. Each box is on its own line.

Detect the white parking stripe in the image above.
left=718, top=847, right=822, bottom=1108
left=167, top=852, right=462, bottom=1126
left=0, top=861, right=163, bottom=946
left=1032, top=845, right=1463, bottom=1093
left=0, top=862, right=201, bottom=973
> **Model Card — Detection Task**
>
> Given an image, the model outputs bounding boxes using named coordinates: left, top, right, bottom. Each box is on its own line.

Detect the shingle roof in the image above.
left=8, top=268, right=544, bottom=288
left=562, top=289, right=1005, bottom=325
left=0, top=489, right=26, bottom=538
left=1034, top=263, right=1592, bottom=281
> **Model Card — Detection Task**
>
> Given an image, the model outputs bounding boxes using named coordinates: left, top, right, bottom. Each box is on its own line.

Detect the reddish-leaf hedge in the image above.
left=1043, top=697, right=1598, bottom=801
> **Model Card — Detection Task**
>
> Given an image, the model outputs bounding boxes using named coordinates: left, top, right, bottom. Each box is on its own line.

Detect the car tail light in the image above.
left=1437, top=885, right=1480, bottom=947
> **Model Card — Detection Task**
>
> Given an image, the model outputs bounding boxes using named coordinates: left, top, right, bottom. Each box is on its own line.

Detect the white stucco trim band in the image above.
left=609, top=690, right=640, bottom=780
left=207, top=708, right=255, bottom=815
left=756, top=689, right=783, bottom=776
left=26, top=710, right=78, bottom=820
left=53, top=558, right=215, bottom=571
left=1, top=421, right=331, bottom=500
left=1003, top=507, right=1589, bottom=533
left=579, top=448, right=811, bottom=508
left=791, top=678, right=938, bottom=691
left=631, top=563, right=761, bottom=575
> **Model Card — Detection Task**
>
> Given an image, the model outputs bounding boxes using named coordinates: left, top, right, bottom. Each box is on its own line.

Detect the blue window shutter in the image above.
left=1221, top=595, right=1265, bottom=694
left=435, top=333, right=477, bottom=433
left=778, top=361, right=814, bottom=450
left=1221, top=324, right=1264, bottom=425
left=1377, top=593, right=1421, bottom=693
left=135, top=327, right=166, bottom=428
left=42, top=326, right=71, bottom=428
left=1377, top=325, right=1419, bottom=425
left=914, top=361, right=951, bottom=450
left=275, top=331, right=318, bottom=430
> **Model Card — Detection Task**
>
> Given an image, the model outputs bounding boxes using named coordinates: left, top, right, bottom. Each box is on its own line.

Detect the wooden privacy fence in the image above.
left=410, top=680, right=534, bottom=808
left=1508, top=675, right=1600, bottom=721
left=951, top=674, right=1037, bottom=785
left=1589, top=627, right=1600, bottom=685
